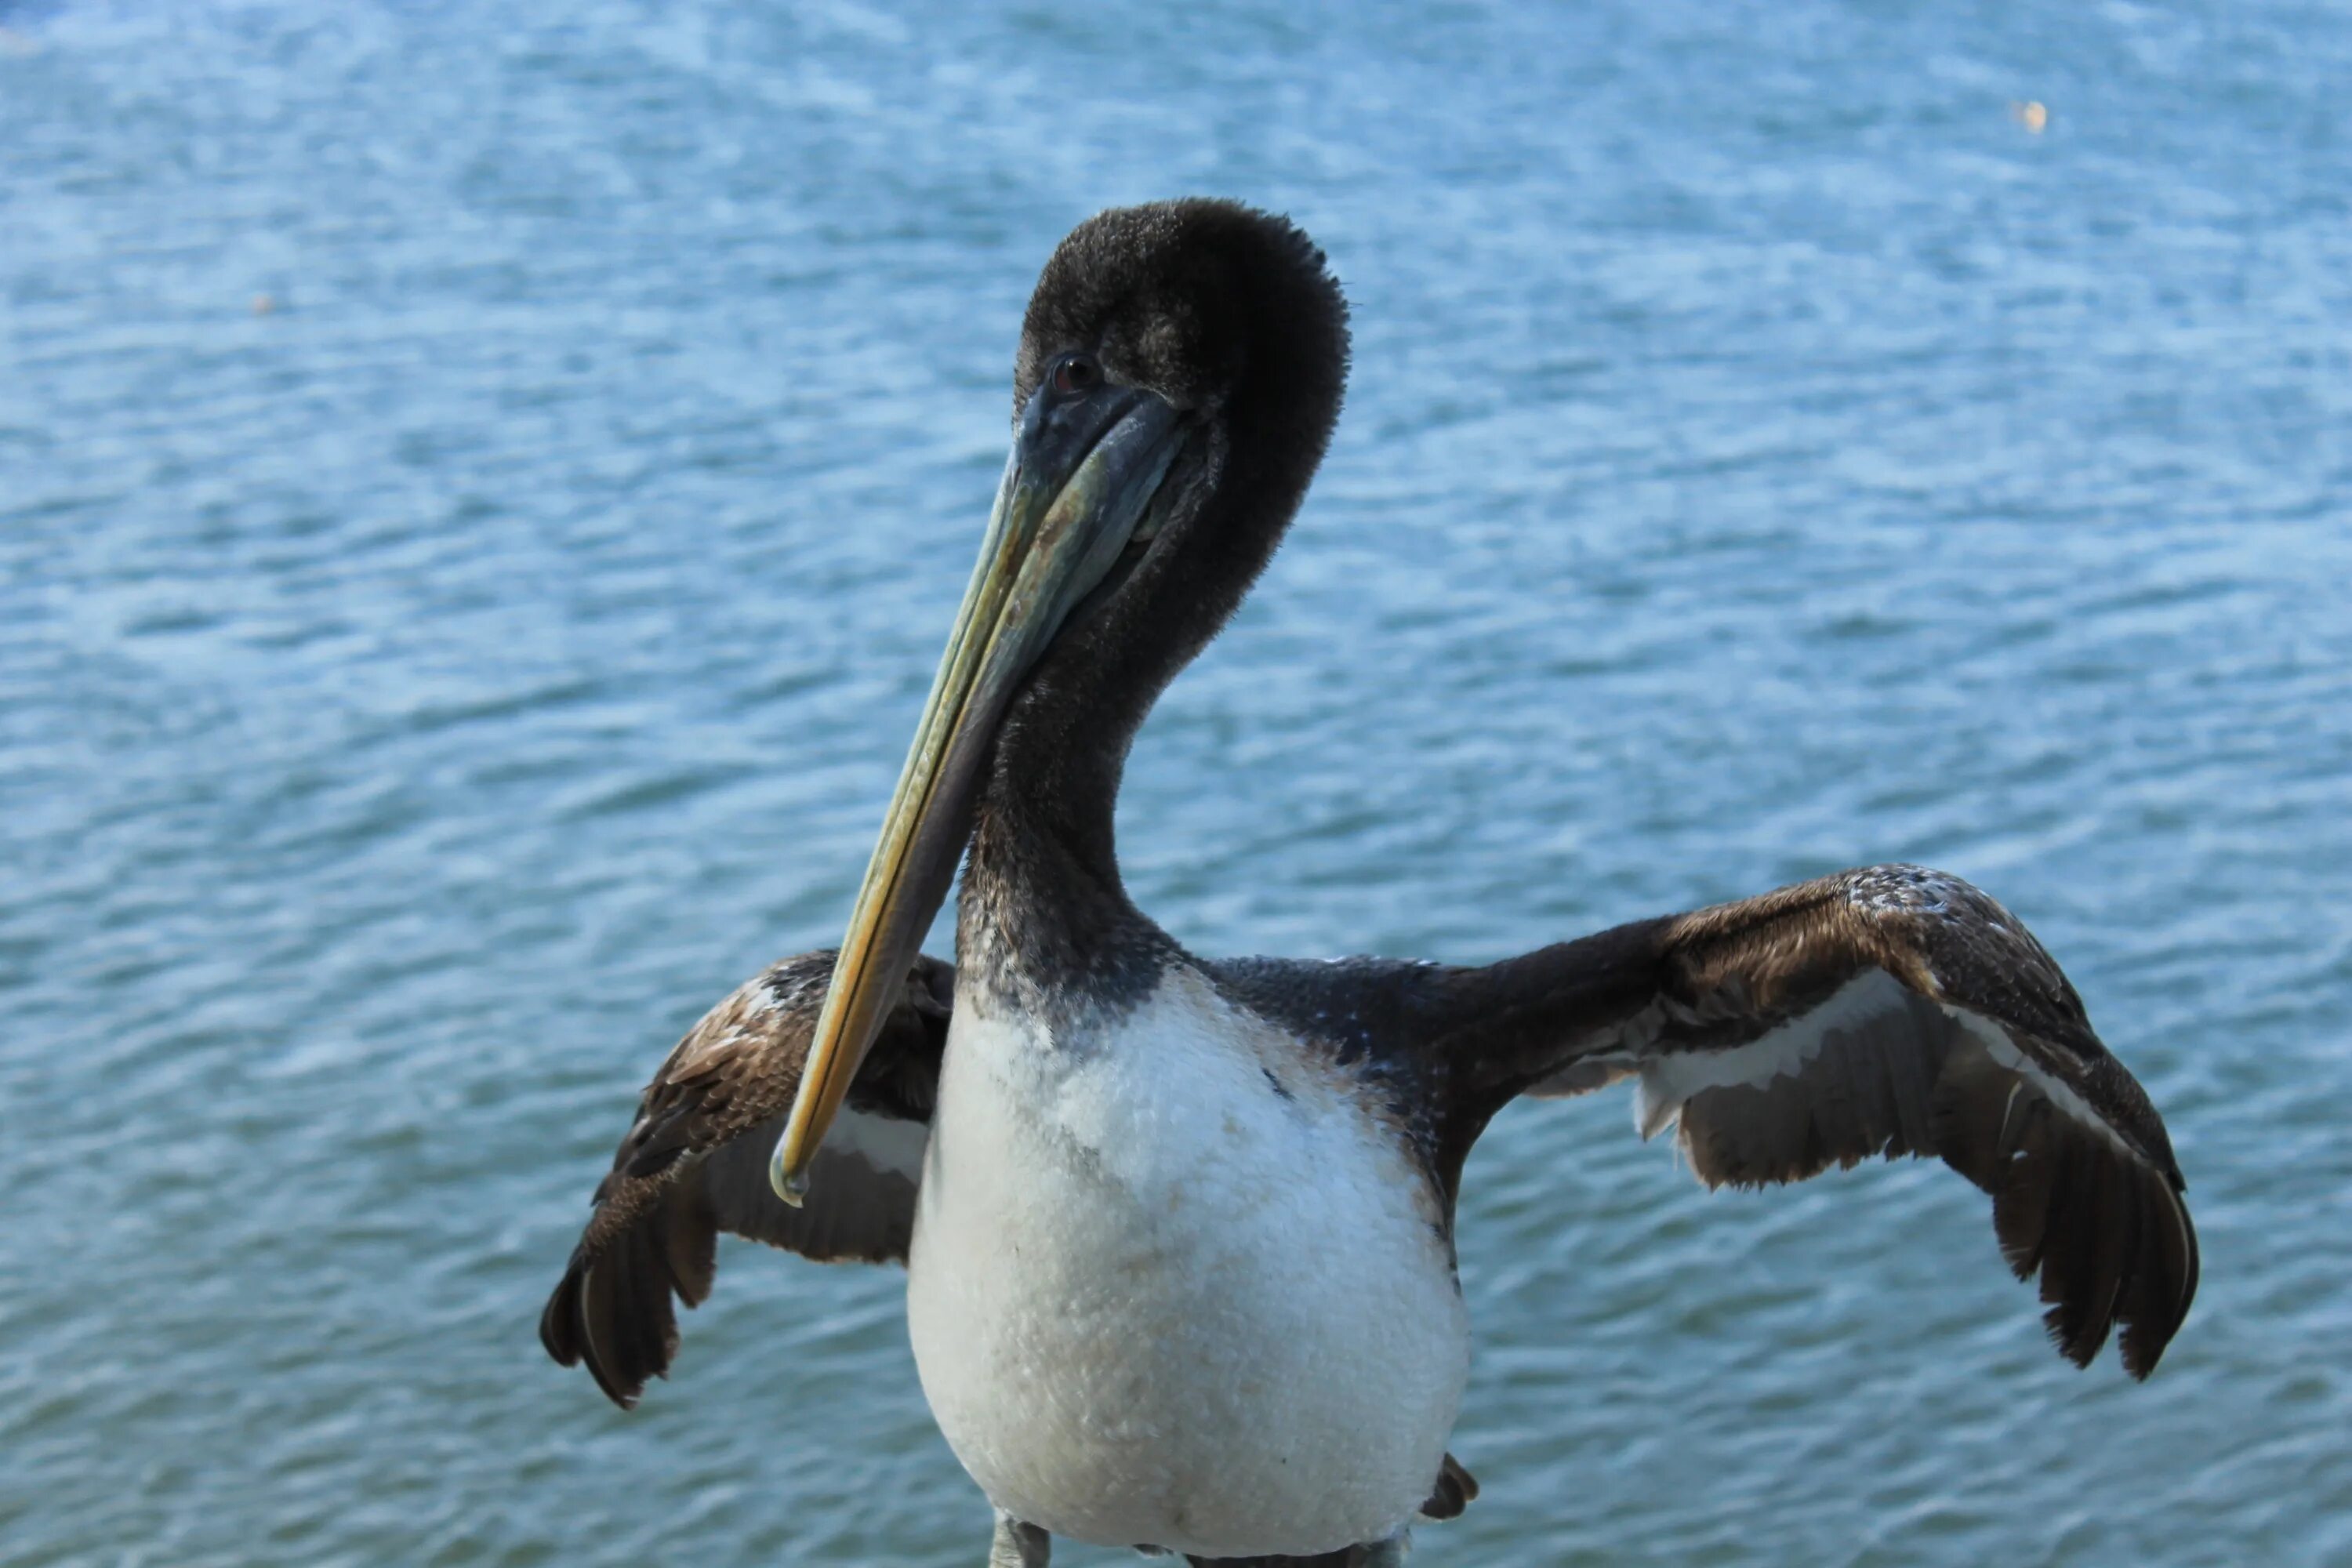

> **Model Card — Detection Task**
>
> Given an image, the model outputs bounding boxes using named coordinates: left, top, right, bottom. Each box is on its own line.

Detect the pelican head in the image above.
left=772, top=200, right=1351, bottom=1200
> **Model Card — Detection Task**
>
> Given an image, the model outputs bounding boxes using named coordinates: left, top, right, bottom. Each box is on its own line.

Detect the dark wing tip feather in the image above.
left=1815, top=868, right=2201, bottom=1376
left=1938, top=1013, right=2198, bottom=1380
left=537, top=1254, right=585, bottom=1367
left=1984, top=1102, right=2198, bottom=1379
left=539, top=1178, right=708, bottom=1409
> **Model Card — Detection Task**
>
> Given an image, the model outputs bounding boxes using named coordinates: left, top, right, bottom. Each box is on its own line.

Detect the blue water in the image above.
left=5, top=3, right=2349, bottom=1564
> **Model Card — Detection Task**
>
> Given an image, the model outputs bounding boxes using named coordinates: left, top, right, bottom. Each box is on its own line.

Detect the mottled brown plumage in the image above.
left=1441, top=863, right=2196, bottom=1377
left=537, top=950, right=952, bottom=1407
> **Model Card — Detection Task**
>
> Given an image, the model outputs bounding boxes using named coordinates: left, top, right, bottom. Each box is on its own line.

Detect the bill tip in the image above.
left=768, top=1149, right=810, bottom=1207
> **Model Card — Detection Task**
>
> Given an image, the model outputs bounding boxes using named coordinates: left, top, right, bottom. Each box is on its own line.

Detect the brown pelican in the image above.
left=542, top=199, right=2197, bottom=1568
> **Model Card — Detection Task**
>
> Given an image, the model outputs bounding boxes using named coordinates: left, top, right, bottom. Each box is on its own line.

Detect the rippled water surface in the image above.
left=5, top=3, right=2350, bottom=1564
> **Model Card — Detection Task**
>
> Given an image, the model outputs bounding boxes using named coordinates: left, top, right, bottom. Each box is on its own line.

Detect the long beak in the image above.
left=770, top=387, right=1185, bottom=1202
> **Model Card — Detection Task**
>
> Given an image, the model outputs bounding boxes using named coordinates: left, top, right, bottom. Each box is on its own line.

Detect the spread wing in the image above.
left=1445, top=864, right=2197, bottom=1377
left=539, top=950, right=953, bottom=1408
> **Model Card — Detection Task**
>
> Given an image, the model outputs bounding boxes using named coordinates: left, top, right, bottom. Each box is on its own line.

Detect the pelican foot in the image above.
left=1179, top=1532, right=1410, bottom=1567
left=989, top=1512, right=1051, bottom=1567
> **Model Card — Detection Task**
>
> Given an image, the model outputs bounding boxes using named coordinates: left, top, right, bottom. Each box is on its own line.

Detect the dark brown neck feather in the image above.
left=968, top=346, right=1344, bottom=988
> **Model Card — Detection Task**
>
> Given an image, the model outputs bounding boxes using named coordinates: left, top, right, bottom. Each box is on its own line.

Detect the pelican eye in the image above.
left=1049, top=353, right=1102, bottom=398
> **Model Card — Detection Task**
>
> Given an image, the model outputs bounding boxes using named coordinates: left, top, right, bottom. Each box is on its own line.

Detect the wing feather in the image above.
left=539, top=950, right=953, bottom=1408
left=1479, top=864, right=2194, bottom=1377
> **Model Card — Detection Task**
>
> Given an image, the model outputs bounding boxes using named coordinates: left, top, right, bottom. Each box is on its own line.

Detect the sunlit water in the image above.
left=5, top=3, right=2349, bottom=1564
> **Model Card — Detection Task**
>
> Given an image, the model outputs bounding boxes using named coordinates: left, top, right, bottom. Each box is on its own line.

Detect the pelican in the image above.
left=542, top=199, right=2197, bottom=1567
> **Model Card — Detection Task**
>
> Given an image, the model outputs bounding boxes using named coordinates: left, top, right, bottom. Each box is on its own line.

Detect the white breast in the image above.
left=905, top=965, right=1469, bottom=1559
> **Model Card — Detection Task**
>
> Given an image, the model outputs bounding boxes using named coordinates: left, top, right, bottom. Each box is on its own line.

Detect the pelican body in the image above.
left=543, top=201, right=2198, bottom=1567
left=912, top=971, right=1468, bottom=1556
